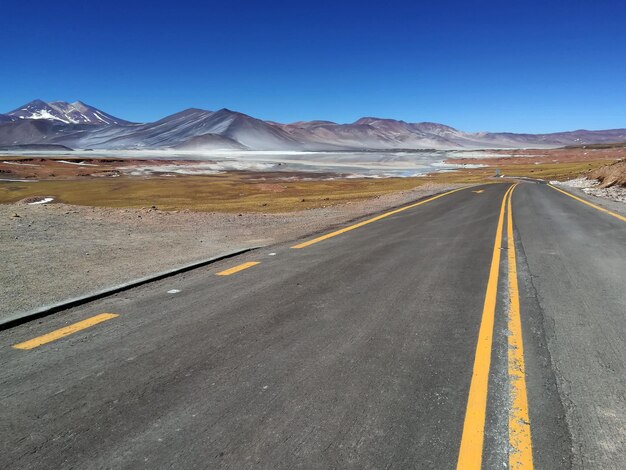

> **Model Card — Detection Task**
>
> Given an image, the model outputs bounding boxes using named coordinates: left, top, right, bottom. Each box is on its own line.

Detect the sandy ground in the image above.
left=1, top=183, right=461, bottom=320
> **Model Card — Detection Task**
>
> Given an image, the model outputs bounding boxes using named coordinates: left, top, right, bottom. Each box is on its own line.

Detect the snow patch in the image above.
left=2, top=161, right=39, bottom=166
left=27, top=109, right=70, bottom=123
left=553, top=177, right=595, bottom=189
left=28, top=197, right=54, bottom=205
left=57, top=160, right=97, bottom=166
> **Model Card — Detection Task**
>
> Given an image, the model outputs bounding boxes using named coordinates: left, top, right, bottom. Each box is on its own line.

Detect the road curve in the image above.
left=1, top=182, right=624, bottom=469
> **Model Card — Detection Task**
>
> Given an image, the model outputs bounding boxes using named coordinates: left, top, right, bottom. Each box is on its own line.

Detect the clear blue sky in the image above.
left=2, top=0, right=625, bottom=132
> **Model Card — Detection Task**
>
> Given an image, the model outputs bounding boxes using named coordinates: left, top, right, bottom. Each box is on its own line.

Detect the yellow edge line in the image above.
left=507, top=185, right=534, bottom=469
left=291, top=186, right=469, bottom=249
left=216, top=261, right=260, bottom=276
left=13, top=313, right=119, bottom=350
left=457, top=184, right=515, bottom=470
left=548, top=184, right=626, bottom=223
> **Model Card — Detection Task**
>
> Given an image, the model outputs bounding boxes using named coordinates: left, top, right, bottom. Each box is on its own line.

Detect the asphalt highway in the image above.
left=1, top=182, right=624, bottom=469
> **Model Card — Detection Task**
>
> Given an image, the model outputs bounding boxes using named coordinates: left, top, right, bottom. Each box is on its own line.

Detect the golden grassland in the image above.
left=0, top=158, right=616, bottom=212
left=0, top=173, right=431, bottom=212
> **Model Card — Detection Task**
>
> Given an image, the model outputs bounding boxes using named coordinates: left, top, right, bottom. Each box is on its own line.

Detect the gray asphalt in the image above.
left=513, top=183, right=626, bottom=469
left=0, top=182, right=624, bottom=469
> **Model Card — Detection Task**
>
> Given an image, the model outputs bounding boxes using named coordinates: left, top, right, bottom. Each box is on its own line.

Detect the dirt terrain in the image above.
left=588, top=159, right=626, bottom=187
left=446, top=146, right=625, bottom=186
left=447, top=145, right=626, bottom=166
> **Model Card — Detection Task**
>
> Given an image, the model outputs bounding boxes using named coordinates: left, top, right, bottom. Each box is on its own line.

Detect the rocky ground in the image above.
left=553, top=159, right=626, bottom=204
left=557, top=177, right=626, bottom=203
left=1, top=183, right=461, bottom=320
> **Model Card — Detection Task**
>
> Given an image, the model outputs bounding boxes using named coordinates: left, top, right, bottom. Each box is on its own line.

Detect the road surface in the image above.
left=1, top=182, right=624, bottom=469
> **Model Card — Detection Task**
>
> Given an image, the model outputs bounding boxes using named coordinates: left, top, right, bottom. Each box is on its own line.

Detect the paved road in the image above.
left=1, top=182, right=624, bottom=469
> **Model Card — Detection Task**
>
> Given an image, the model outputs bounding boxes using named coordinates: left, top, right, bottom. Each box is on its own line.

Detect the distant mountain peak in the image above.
left=7, top=100, right=132, bottom=126
left=284, top=120, right=338, bottom=129
left=213, top=108, right=248, bottom=119
left=412, top=122, right=459, bottom=133
left=180, top=107, right=207, bottom=113
left=354, top=116, right=408, bottom=125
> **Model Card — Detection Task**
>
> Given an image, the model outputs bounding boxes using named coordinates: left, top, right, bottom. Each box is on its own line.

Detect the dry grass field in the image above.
left=0, top=151, right=621, bottom=212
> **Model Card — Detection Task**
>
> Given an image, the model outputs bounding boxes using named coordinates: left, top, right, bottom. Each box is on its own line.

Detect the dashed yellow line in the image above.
left=13, top=313, right=119, bottom=350
left=548, top=184, right=626, bottom=223
left=216, top=261, right=260, bottom=276
left=507, top=185, right=533, bottom=469
left=457, top=184, right=514, bottom=470
left=291, top=187, right=469, bottom=249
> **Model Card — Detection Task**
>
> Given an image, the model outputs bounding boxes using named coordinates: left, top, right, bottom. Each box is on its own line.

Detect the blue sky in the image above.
left=2, top=0, right=625, bottom=132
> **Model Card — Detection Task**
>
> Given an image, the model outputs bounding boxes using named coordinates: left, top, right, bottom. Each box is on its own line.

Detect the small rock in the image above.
left=12, top=213, right=20, bottom=218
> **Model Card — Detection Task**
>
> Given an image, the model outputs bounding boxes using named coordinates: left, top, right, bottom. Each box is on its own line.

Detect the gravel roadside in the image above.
left=2, top=183, right=463, bottom=320
left=552, top=178, right=626, bottom=216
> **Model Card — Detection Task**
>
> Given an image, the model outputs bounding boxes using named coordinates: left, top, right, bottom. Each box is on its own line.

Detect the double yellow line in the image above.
left=457, top=184, right=533, bottom=469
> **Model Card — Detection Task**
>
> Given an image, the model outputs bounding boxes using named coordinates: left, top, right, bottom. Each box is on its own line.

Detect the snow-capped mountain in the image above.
left=1, top=99, right=625, bottom=150
left=8, top=99, right=130, bottom=126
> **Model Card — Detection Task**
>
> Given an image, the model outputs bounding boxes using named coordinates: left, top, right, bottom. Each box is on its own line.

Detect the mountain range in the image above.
left=1, top=99, right=625, bottom=151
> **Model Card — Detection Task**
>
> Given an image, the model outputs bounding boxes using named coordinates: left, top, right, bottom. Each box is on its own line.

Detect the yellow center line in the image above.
left=507, top=185, right=534, bottom=469
left=13, top=313, right=119, bottom=350
left=548, top=183, right=626, bottom=223
left=457, top=184, right=514, bottom=470
left=291, top=186, right=470, bottom=249
left=216, top=261, right=260, bottom=276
